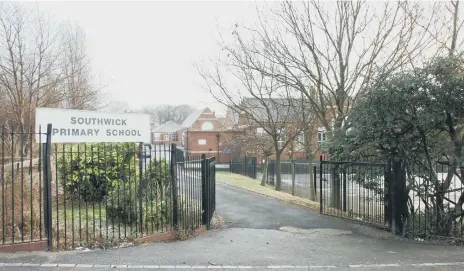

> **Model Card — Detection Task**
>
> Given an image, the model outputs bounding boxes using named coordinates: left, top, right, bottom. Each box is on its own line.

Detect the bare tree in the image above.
left=140, top=104, right=196, bottom=126
left=225, top=1, right=435, bottom=135
left=0, top=3, right=102, bottom=157
left=230, top=128, right=274, bottom=186
left=197, top=48, right=309, bottom=190
left=58, top=22, right=101, bottom=110
left=0, top=3, right=63, bottom=155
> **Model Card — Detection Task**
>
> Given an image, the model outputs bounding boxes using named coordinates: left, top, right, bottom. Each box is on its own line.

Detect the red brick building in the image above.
left=152, top=108, right=243, bottom=162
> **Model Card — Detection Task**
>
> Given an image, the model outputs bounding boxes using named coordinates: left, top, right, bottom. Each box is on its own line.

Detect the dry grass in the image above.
left=216, top=172, right=321, bottom=213
left=0, top=169, right=43, bottom=243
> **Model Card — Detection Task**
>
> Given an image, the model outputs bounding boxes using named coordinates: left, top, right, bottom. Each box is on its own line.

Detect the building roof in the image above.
left=181, top=109, right=204, bottom=128
left=153, top=120, right=182, bottom=133
left=240, top=98, right=306, bottom=123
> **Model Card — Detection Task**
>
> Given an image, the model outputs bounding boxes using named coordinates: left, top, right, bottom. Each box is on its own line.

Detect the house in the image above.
left=180, top=107, right=243, bottom=162
left=152, top=120, right=183, bottom=144
left=234, top=97, right=342, bottom=164
left=152, top=107, right=243, bottom=163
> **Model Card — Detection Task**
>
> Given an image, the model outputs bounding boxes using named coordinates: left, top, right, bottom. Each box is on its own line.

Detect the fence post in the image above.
left=342, top=169, right=347, bottom=212
left=313, top=165, right=317, bottom=201
left=201, top=154, right=208, bottom=227
left=254, top=158, right=257, bottom=179
left=138, top=143, right=144, bottom=234
left=319, top=156, right=323, bottom=214
left=291, top=160, right=295, bottom=196
left=43, top=124, right=53, bottom=251
left=170, top=144, right=179, bottom=230
left=384, top=159, right=392, bottom=232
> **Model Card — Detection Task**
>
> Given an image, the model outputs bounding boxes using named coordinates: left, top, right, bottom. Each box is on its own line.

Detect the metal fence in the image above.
left=230, top=157, right=257, bottom=179
left=320, top=157, right=464, bottom=240
left=0, top=125, right=216, bottom=251
left=259, top=156, right=464, bottom=241
left=0, top=125, right=48, bottom=248
left=319, top=160, right=388, bottom=228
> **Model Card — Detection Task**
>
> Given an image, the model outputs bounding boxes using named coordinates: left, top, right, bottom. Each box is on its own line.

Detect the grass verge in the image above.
left=216, top=172, right=320, bottom=213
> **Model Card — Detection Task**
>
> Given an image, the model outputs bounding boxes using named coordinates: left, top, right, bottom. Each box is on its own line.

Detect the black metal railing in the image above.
left=175, top=154, right=203, bottom=233
left=403, top=160, right=464, bottom=240
left=230, top=156, right=257, bottom=179
left=202, top=155, right=216, bottom=230
left=319, top=159, right=388, bottom=228
left=319, top=156, right=464, bottom=240
left=1, top=125, right=217, bottom=251
left=0, top=125, right=49, bottom=247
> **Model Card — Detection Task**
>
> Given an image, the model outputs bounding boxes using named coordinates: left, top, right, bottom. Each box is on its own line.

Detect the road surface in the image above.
left=0, top=183, right=463, bottom=270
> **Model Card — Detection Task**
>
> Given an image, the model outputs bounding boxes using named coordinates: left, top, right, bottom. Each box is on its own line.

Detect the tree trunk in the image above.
left=330, top=164, right=342, bottom=209
left=308, top=159, right=316, bottom=201
left=275, top=153, right=282, bottom=191
left=329, top=121, right=343, bottom=209
left=261, top=157, right=268, bottom=186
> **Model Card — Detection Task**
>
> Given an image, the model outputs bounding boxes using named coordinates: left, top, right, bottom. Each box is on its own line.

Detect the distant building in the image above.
left=152, top=120, right=182, bottom=144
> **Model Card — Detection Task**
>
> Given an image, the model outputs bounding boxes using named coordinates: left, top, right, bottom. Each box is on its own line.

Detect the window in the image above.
left=201, top=122, right=214, bottom=130
left=164, top=134, right=170, bottom=141
left=198, top=139, right=206, bottom=145
left=154, top=133, right=160, bottom=141
left=256, top=127, right=265, bottom=135
left=317, top=128, right=326, bottom=151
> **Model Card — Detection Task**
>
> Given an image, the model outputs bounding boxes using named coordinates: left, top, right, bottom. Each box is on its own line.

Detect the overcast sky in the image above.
left=32, top=0, right=264, bottom=116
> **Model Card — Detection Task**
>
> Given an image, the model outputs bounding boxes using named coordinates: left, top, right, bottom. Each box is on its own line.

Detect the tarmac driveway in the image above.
left=0, top=183, right=463, bottom=270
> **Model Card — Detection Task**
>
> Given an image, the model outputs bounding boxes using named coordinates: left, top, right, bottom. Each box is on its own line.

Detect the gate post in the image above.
left=138, top=143, right=143, bottom=234
left=201, top=154, right=208, bottom=228
left=342, top=169, right=347, bottom=212
left=319, top=156, right=323, bottom=214
left=43, top=124, right=53, bottom=251
left=170, top=144, right=179, bottom=230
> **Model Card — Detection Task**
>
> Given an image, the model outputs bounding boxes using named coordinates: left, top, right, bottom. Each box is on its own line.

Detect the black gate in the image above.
left=319, top=158, right=389, bottom=229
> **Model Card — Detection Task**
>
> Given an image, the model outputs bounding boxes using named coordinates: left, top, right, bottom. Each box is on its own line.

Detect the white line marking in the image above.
left=75, top=264, right=94, bottom=268
left=237, top=266, right=253, bottom=269
left=159, top=265, right=176, bottom=269
left=40, top=263, right=58, bottom=267
left=309, top=266, right=337, bottom=269
left=58, top=264, right=77, bottom=267
left=222, top=266, right=238, bottom=269
left=412, top=262, right=464, bottom=266
left=143, top=265, right=160, bottom=269
left=349, top=264, right=400, bottom=268
left=175, top=265, right=192, bottom=269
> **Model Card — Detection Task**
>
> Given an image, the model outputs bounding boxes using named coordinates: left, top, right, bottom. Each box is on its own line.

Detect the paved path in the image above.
left=0, top=184, right=463, bottom=270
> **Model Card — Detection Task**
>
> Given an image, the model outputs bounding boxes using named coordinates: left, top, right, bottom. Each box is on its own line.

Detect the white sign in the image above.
left=35, top=107, right=151, bottom=143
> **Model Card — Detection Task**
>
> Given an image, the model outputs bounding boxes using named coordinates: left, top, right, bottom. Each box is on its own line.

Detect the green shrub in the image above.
left=58, top=143, right=138, bottom=202
left=106, top=158, right=172, bottom=224
left=105, top=179, right=139, bottom=224
left=142, top=159, right=171, bottom=201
